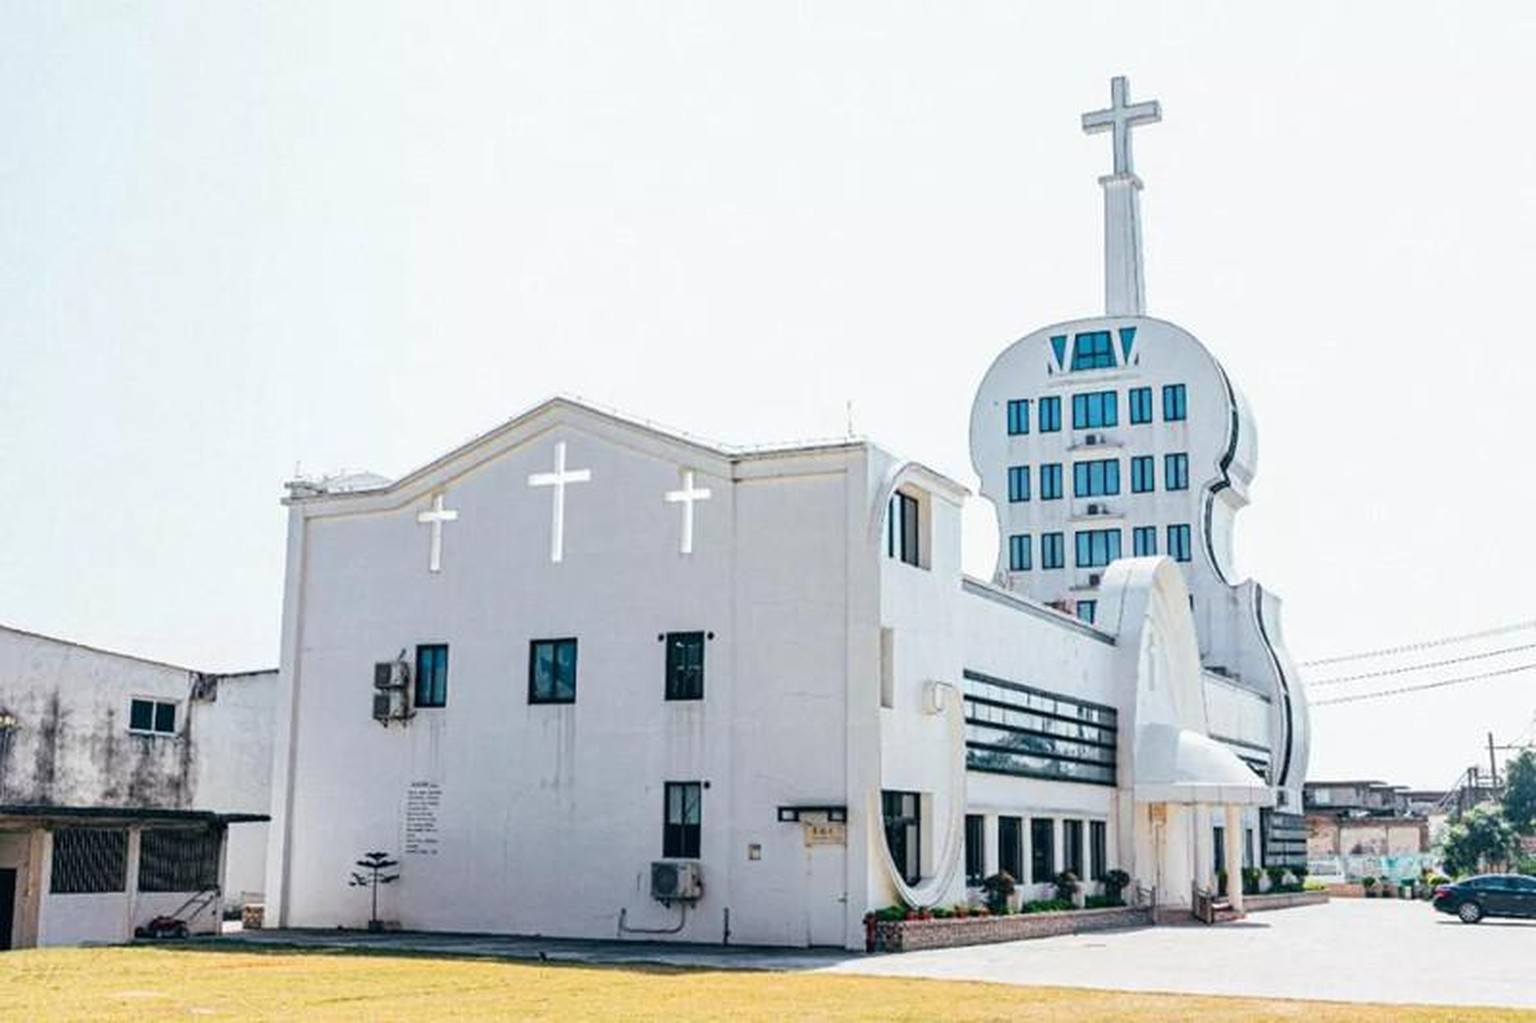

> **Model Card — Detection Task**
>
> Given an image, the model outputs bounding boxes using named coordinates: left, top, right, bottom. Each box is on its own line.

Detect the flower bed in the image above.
left=869, top=904, right=1153, bottom=953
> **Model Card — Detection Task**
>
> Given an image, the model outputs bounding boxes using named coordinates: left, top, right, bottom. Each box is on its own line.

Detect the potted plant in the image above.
left=1361, top=875, right=1378, bottom=898
left=1102, top=869, right=1131, bottom=906
left=981, top=871, right=1016, bottom=916
left=1240, top=867, right=1262, bottom=895
left=1053, top=871, right=1082, bottom=909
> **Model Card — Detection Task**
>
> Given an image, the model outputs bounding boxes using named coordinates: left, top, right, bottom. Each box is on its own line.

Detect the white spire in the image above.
left=1081, top=76, right=1161, bottom=317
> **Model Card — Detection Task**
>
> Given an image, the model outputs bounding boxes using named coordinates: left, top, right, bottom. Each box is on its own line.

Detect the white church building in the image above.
left=265, top=78, right=1309, bottom=950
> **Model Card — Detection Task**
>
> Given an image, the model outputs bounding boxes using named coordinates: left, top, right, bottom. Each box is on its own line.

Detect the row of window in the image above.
left=1006, top=454, right=1188, bottom=501
left=964, top=814, right=1110, bottom=886
left=962, top=670, right=1118, bottom=787
left=1007, top=525, right=1193, bottom=571
left=411, top=632, right=708, bottom=709
left=1005, top=384, right=1187, bottom=435
left=50, top=827, right=221, bottom=894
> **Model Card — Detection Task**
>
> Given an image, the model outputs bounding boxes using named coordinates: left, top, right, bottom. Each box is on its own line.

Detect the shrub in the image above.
left=1240, top=867, right=1263, bottom=895
left=981, top=871, right=1016, bottom=915
left=1022, top=898, right=1074, bottom=914
left=1053, top=871, right=1080, bottom=903
left=1103, top=868, right=1131, bottom=901
left=1265, top=866, right=1288, bottom=889
left=1084, top=893, right=1124, bottom=909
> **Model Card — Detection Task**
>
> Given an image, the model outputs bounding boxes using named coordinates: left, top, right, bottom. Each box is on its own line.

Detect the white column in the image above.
left=1101, top=174, right=1147, bottom=316
left=1224, top=804, right=1244, bottom=914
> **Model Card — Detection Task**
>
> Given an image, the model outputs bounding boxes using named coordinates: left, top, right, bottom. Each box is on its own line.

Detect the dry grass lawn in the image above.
left=0, top=946, right=1531, bottom=1022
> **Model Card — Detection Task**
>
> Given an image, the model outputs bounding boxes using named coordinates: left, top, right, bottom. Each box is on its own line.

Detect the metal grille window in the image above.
left=138, top=828, right=221, bottom=892
left=663, top=781, right=702, bottom=858
left=50, top=828, right=128, bottom=894
left=664, top=632, right=705, bottom=701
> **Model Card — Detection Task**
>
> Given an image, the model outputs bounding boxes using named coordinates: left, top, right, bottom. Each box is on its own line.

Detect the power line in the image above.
left=1304, top=642, right=1536, bottom=687
left=1297, top=619, right=1536, bottom=668
left=1311, top=661, right=1536, bottom=707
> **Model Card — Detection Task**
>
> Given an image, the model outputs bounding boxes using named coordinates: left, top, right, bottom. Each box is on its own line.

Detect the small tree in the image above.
left=1439, top=805, right=1516, bottom=877
left=981, top=871, right=1016, bottom=915
left=1502, top=751, right=1536, bottom=836
left=349, top=851, right=400, bottom=932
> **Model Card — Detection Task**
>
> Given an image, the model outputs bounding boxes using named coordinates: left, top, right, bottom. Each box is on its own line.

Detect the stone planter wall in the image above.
left=871, top=905, right=1152, bottom=953
left=1243, top=891, right=1329, bottom=912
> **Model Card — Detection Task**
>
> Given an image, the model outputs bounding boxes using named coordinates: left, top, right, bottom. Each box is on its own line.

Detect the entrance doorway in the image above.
left=0, top=868, right=16, bottom=951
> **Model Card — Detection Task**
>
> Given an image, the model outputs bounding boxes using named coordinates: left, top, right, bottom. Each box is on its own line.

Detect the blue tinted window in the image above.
left=1133, top=526, right=1157, bottom=556
left=529, top=638, right=578, bottom=703
left=1039, top=463, right=1063, bottom=500
left=1041, top=533, right=1065, bottom=570
left=1118, top=327, right=1137, bottom=363
left=1008, top=534, right=1031, bottom=572
left=1076, top=600, right=1097, bottom=625
left=1039, top=396, right=1062, bottom=432
left=1071, top=331, right=1115, bottom=371
left=1007, top=399, right=1030, bottom=436
left=1163, top=384, right=1187, bottom=421
left=1129, top=387, right=1153, bottom=424
left=1071, top=391, right=1119, bottom=429
left=1007, top=465, right=1030, bottom=503
left=1130, top=455, right=1155, bottom=493
left=1074, top=529, right=1123, bottom=568
left=1165, top=453, right=1189, bottom=491
left=1072, top=459, right=1120, bottom=497
left=415, top=644, right=449, bottom=708
left=1050, top=336, right=1068, bottom=368
left=1167, top=524, right=1192, bottom=562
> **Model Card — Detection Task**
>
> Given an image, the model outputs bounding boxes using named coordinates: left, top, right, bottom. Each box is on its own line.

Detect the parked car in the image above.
left=1432, top=874, right=1536, bottom=923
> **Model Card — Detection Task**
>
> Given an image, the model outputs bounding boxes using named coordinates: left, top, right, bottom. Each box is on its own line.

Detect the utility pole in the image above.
left=1489, top=732, right=1501, bottom=790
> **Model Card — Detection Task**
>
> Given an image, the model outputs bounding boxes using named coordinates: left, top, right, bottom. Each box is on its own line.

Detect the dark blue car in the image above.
left=1432, top=874, right=1536, bottom=923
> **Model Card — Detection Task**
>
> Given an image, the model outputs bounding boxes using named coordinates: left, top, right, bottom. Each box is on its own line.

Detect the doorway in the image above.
left=0, top=868, right=16, bottom=951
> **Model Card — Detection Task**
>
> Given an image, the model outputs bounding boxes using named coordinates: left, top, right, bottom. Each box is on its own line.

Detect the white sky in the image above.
left=2, top=2, right=1533, bottom=789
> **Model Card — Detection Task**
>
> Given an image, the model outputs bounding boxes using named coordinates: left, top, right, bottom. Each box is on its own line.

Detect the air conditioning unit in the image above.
left=651, top=860, right=704, bottom=903
left=1086, top=502, right=1108, bottom=515
left=372, top=657, right=411, bottom=724
left=1088, top=573, right=1102, bottom=587
left=1084, top=433, right=1105, bottom=446
left=374, top=660, right=408, bottom=691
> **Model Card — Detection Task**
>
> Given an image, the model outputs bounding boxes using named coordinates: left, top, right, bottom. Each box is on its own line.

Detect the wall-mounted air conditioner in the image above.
left=372, top=657, right=411, bottom=724
left=1084, top=433, right=1105, bottom=446
left=651, top=860, right=704, bottom=902
left=1088, top=573, right=1102, bottom=587
left=1086, top=503, right=1109, bottom=516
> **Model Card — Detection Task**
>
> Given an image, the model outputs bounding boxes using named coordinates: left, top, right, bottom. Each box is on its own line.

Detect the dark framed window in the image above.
left=414, top=644, right=448, bottom=708
left=1167, top=524, right=1192, bottom=563
left=1039, top=463, right=1063, bottom=500
left=50, top=828, right=128, bottom=894
left=1008, top=534, right=1031, bottom=572
left=139, top=828, right=221, bottom=892
left=1073, top=459, right=1120, bottom=497
left=1165, top=452, right=1189, bottom=491
left=1076, top=600, right=1097, bottom=625
left=1130, top=455, right=1155, bottom=493
left=1163, top=383, right=1187, bottom=421
left=1089, top=820, right=1108, bottom=881
left=1064, top=819, right=1085, bottom=878
left=1039, top=396, right=1062, bottom=433
left=1070, top=331, right=1115, bottom=371
left=664, top=632, right=705, bottom=701
left=1040, top=532, right=1065, bottom=570
left=882, top=790, right=921, bottom=885
left=129, top=698, right=177, bottom=736
left=1213, top=825, right=1226, bottom=876
left=663, top=781, right=702, bottom=858
left=965, top=814, right=985, bottom=885
left=529, top=638, right=578, bottom=704
left=961, top=669, right=1120, bottom=787
left=887, top=492, right=920, bottom=567
left=1133, top=526, right=1157, bottom=557
left=1030, top=818, right=1055, bottom=883
left=1071, top=391, right=1118, bottom=429
left=998, top=815, right=1023, bottom=881
left=1007, top=465, right=1030, bottom=503
left=1006, top=399, right=1030, bottom=436
left=1074, top=528, right=1122, bottom=568
left=1128, top=386, right=1153, bottom=424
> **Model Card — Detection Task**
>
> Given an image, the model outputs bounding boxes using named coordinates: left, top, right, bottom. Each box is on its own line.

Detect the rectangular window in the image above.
left=529, top=638, right=578, bottom=704
left=414, top=644, right=448, bottom=708
left=1128, top=386, right=1153, bottom=424
left=1039, top=463, right=1063, bottom=501
left=1064, top=819, right=1085, bottom=878
left=1040, top=532, right=1065, bottom=570
left=1072, top=458, right=1120, bottom=497
left=1030, top=818, right=1055, bottom=883
left=1006, top=399, right=1030, bottom=436
left=965, top=814, right=985, bottom=885
left=50, top=828, right=128, bottom=894
left=1007, top=465, right=1030, bottom=503
left=1071, top=391, right=1119, bottom=429
left=1070, top=331, right=1115, bottom=371
left=882, top=790, right=922, bottom=885
left=1168, top=524, right=1192, bottom=562
left=998, top=816, right=1023, bottom=882
left=1130, top=455, right=1155, bottom=493
left=1076, top=600, right=1097, bottom=624
left=664, top=631, right=705, bottom=701
left=1165, top=452, right=1189, bottom=491
left=1089, top=820, right=1108, bottom=881
left=128, top=698, right=177, bottom=737
left=1133, top=526, right=1157, bottom=557
left=887, top=492, right=920, bottom=567
left=1163, top=383, right=1187, bottom=421
left=663, top=782, right=702, bottom=858
left=1213, top=825, right=1226, bottom=877
left=1038, top=396, right=1062, bottom=433
left=1008, top=534, right=1031, bottom=572
left=1074, top=528, right=1122, bottom=568
left=138, top=828, right=221, bottom=892
left=961, top=669, right=1120, bottom=787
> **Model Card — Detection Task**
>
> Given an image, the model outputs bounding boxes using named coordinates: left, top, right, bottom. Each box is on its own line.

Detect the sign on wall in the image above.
left=404, top=781, right=442, bottom=856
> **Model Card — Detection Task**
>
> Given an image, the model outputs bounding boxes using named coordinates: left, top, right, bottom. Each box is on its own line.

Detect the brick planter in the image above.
left=870, top=905, right=1153, bottom=953
left=1243, top=891, right=1329, bottom=912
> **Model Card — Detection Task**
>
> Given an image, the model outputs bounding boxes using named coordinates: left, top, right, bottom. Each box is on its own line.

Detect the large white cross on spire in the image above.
left=528, top=441, right=591, bottom=564
left=1081, top=75, right=1161, bottom=317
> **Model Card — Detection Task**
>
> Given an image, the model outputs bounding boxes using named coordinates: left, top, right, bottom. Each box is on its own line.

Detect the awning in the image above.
left=1132, top=723, right=1274, bottom=807
left=0, top=805, right=269, bottom=826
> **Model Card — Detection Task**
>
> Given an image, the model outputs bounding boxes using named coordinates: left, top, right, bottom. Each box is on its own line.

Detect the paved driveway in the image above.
left=231, top=899, right=1536, bottom=1009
